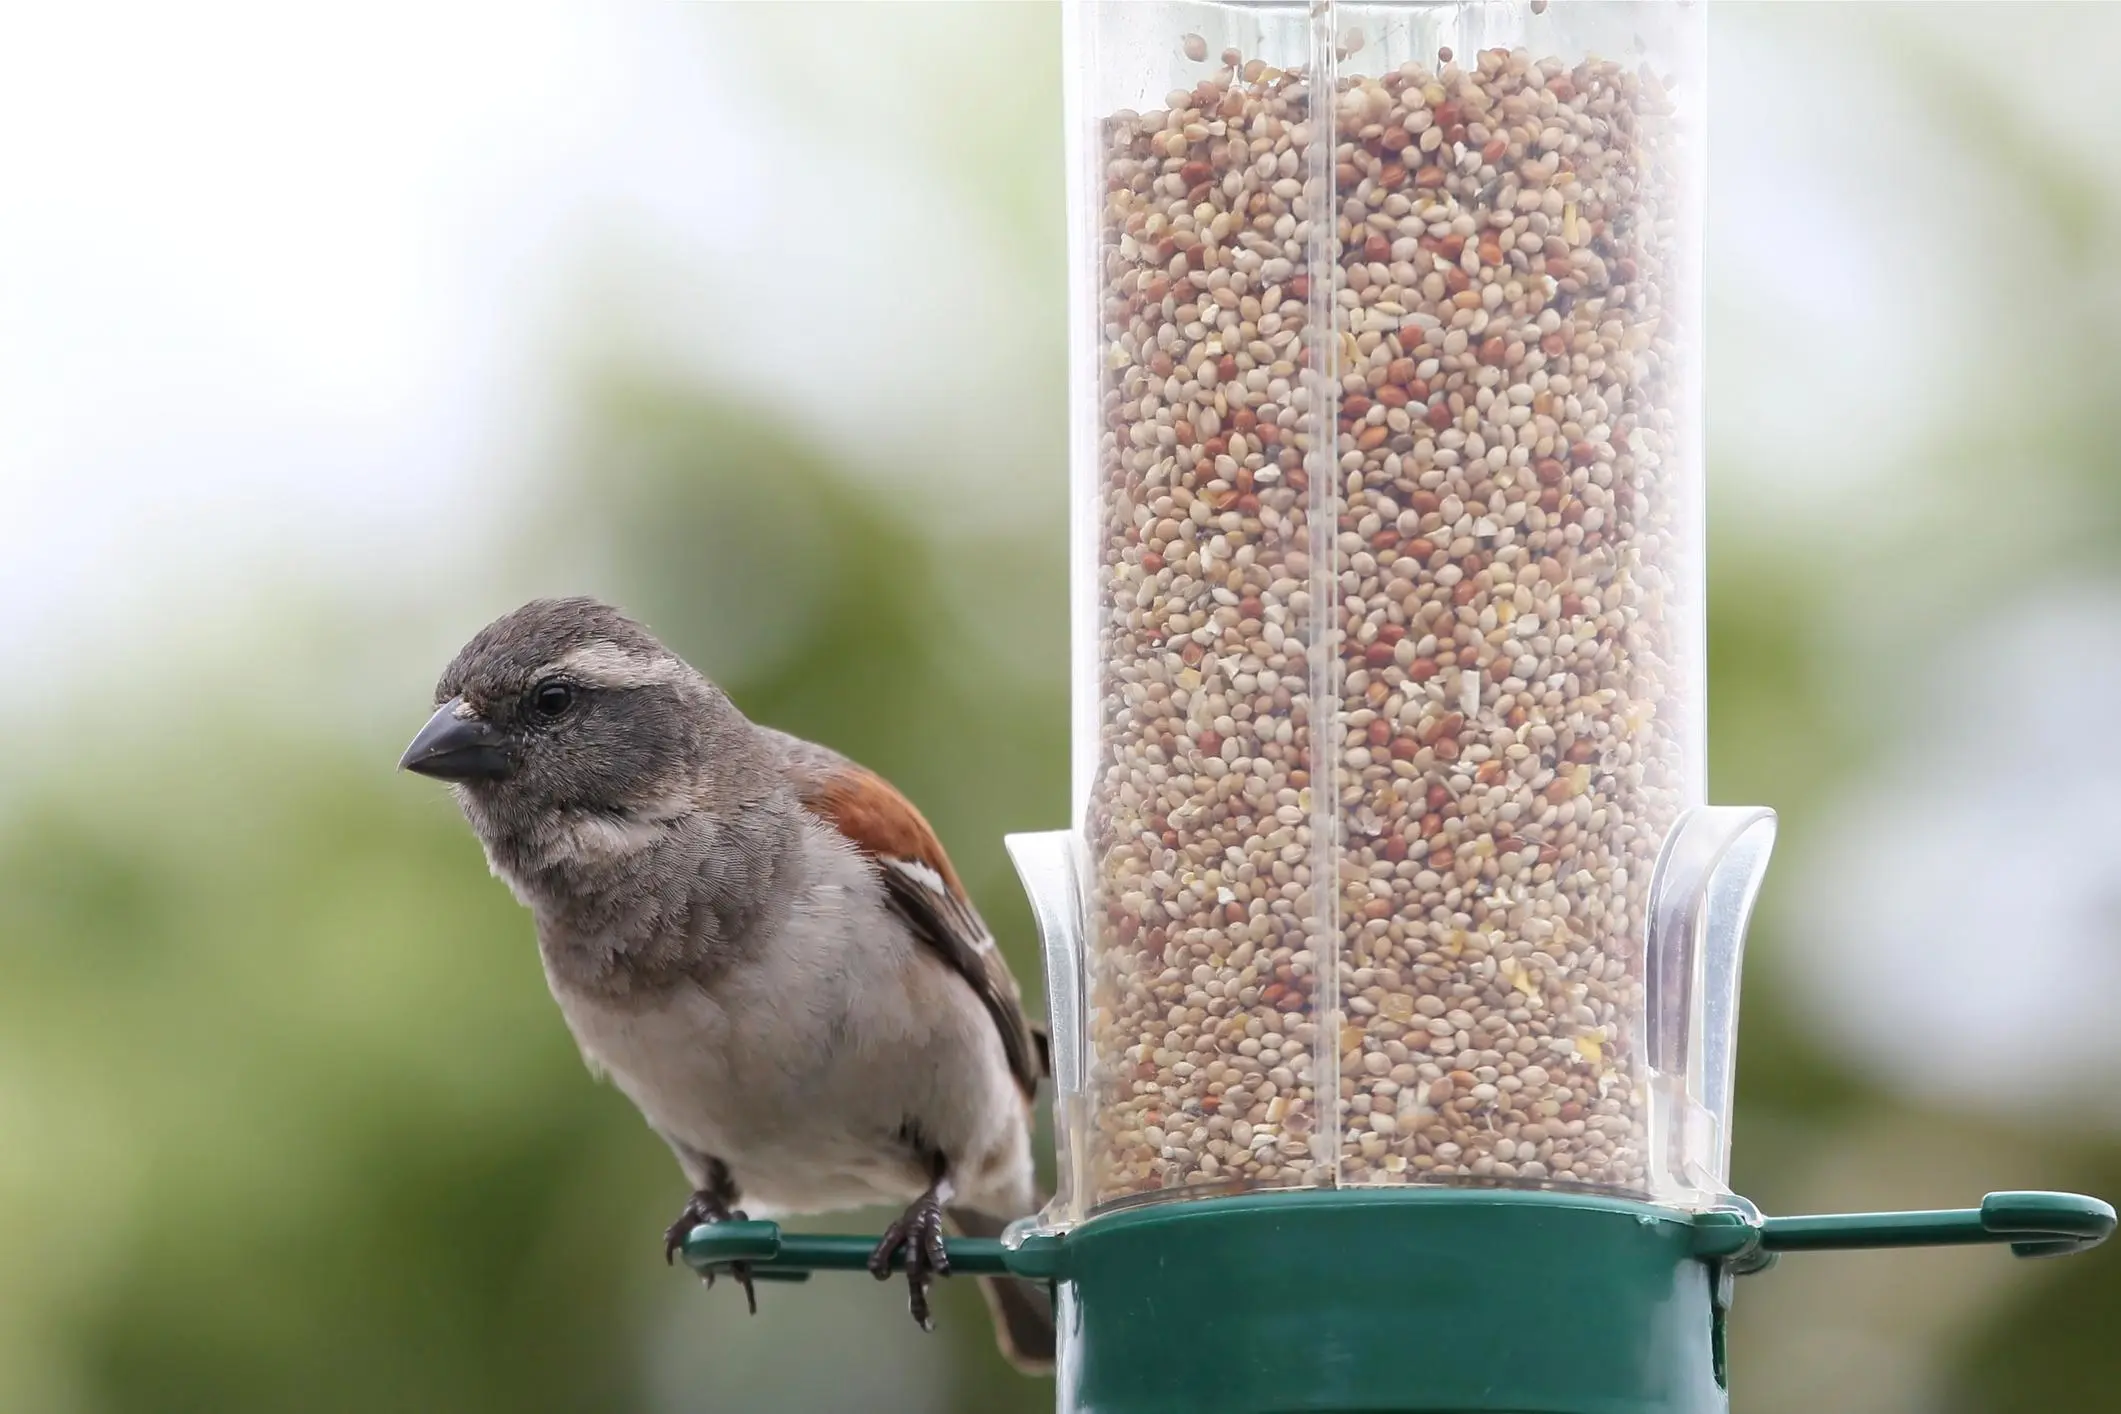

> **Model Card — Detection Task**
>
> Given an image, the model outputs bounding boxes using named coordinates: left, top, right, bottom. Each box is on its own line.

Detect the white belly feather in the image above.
left=542, top=823, right=1031, bottom=1219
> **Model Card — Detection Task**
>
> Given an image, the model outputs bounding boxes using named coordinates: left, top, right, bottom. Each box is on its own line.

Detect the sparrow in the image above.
left=398, top=596, right=1054, bottom=1370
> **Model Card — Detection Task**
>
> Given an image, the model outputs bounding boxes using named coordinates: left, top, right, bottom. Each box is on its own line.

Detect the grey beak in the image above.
left=400, top=697, right=512, bottom=781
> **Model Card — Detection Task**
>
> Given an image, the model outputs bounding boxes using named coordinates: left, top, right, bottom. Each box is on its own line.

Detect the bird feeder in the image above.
left=680, top=3, right=2112, bottom=1409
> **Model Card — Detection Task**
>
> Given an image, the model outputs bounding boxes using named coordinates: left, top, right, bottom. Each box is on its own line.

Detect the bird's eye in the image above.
left=530, top=681, right=575, bottom=718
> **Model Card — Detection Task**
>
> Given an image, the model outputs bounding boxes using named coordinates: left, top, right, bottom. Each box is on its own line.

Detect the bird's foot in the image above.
left=664, top=1189, right=758, bottom=1315
left=868, top=1184, right=952, bottom=1331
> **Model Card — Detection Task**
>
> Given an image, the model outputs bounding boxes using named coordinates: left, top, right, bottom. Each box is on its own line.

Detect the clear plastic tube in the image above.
left=1064, top=0, right=1708, bottom=1217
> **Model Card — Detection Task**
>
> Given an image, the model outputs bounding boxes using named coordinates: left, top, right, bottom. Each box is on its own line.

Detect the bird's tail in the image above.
left=945, top=1205, right=1056, bottom=1376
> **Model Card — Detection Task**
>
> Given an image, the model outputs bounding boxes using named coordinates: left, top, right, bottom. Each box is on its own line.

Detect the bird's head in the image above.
left=400, top=597, right=711, bottom=839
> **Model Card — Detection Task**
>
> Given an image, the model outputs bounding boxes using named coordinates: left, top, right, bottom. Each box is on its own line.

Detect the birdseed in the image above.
left=1085, top=44, right=1693, bottom=1208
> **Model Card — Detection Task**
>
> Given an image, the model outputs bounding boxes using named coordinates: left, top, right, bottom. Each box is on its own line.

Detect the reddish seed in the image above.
left=1343, top=393, right=1373, bottom=419
left=1141, top=551, right=1164, bottom=572
left=1426, top=401, right=1453, bottom=430
left=1365, top=641, right=1396, bottom=668
left=1536, top=458, right=1565, bottom=485
left=1377, top=384, right=1409, bottom=408
left=1571, top=439, right=1599, bottom=465
left=1367, top=719, right=1392, bottom=747
left=1479, top=335, right=1507, bottom=364
left=1198, top=729, right=1221, bottom=755
left=1365, top=233, right=1391, bottom=262
left=1407, top=657, right=1439, bottom=681
left=1415, top=165, right=1447, bottom=188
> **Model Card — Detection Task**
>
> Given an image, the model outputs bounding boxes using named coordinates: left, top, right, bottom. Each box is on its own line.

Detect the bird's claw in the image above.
left=663, top=1189, right=758, bottom=1315
left=868, top=1188, right=951, bottom=1332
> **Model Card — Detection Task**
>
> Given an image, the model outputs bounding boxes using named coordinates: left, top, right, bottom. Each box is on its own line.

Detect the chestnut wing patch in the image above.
left=795, top=764, right=1043, bottom=1099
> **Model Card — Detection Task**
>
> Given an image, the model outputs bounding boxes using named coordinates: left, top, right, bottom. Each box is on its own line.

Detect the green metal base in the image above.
left=681, top=1188, right=2112, bottom=1413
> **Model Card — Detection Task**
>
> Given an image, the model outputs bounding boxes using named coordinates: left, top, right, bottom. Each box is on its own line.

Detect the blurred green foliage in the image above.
left=4, top=4, right=2120, bottom=1411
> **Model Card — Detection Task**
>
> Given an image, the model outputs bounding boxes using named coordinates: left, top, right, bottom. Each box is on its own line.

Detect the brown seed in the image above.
left=1089, top=40, right=1677, bottom=1205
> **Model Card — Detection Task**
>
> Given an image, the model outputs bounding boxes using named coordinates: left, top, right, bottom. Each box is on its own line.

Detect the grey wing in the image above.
left=763, top=727, right=1046, bottom=1098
